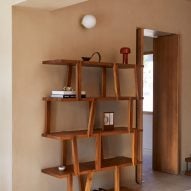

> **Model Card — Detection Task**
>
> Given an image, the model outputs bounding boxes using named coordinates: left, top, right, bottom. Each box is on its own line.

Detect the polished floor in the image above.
left=128, top=150, right=191, bottom=191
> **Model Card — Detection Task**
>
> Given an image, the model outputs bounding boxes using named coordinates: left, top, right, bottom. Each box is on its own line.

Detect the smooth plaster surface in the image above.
left=12, top=0, right=191, bottom=190
left=0, top=1, right=12, bottom=191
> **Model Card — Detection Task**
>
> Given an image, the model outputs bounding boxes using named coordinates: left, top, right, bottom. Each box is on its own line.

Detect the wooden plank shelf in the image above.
left=42, top=127, right=136, bottom=140
left=101, top=156, right=132, bottom=169
left=42, top=97, right=94, bottom=102
left=185, top=157, right=191, bottom=176
left=42, top=156, right=134, bottom=179
left=108, top=187, right=139, bottom=191
left=42, top=130, right=88, bottom=140
left=185, top=170, right=191, bottom=176
left=42, top=59, right=143, bottom=69
left=42, top=96, right=142, bottom=102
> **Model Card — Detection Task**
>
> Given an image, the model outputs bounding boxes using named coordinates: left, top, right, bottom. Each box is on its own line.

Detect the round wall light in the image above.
left=81, top=14, right=96, bottom=29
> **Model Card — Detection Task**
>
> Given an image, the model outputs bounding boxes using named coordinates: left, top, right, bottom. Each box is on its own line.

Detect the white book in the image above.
left=52, top=90, right=86, bottom=95
left=52, top=90, right=76, bottom=95
left=50, top=94, right=63, bottom=98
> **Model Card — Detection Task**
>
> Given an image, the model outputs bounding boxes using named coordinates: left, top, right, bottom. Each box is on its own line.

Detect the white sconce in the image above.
left=81, top=14, right=96, bottom=29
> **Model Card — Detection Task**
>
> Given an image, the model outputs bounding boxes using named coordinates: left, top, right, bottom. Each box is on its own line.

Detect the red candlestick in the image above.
left=120, top=47, right=131, bottom=64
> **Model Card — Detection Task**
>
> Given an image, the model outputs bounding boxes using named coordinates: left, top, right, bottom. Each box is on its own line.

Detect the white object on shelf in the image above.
left=58, top=166, right=66, bottom=171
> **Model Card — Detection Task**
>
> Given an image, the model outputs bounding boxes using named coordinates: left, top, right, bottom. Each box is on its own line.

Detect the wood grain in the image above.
left=136, top=28, right=144, bottom=184
left=42, top=59, right=143, bottom=68
left=95, top=134, right=101, bottom=170
left=87, top=100, right=96, bottom=137
left=113, top=63, right=121, bottom=99
left=128, top=99, right=133, bottom=132
left=114, top=166, right=120, bottom=191
left=41, top=156, right=137, bottom=179
left=71, top=137, right=79, bottom=175
left=153, top=34, right=180, bottom=174
left=78, top=175, right=85, bottom=191
left=132, top=129, right=138, bottom=166
left=62, top=140, right=67, bottom=165
left=42, top=96, right=141, bottom=102
left=42, top=127, right=134, bottom=141
left=134, top=66, right=139, bottom=98
left=85, top=172, right=94, bottom=191
left=67, top=175, right=73, bottom=191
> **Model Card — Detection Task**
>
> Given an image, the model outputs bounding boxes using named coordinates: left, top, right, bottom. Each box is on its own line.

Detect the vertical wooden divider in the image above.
left=67, top=174, right=73, bottom=191
left=45, top=101, right=51, bottom=134
left=62, top=140, right=67, bottom=165
left=114, top=166, right=120, bottom=191
left=78, top=175, right=85, bottom=191
left=113, top=63, right=120, bottom=99
left=87, top=100, right=96, bottom=137
left=67, top=65, right=73, bottom=87
left=136, top=28, right=144, bottom=184
left=71, top=137, right=79, bottom=175
left=127, top=99, right=134, bottom=132
left=95, top=134, right=101, bottom=170
left=132, top=129, right=138, bottom=166
left=102, top=67, right=107, bottom=97
left=85, top=172, right=94, bottom=191
left=101, top=137, right=104, bottom=163
left=134, top=66, right=139, bottom=98
left=76, top=62, right=82, bottom=100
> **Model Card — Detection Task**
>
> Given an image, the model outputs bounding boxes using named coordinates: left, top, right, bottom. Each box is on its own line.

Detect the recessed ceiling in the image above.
left=12, top=0, right=88, bottom=11
left=144, top=29, right=172, bottom=38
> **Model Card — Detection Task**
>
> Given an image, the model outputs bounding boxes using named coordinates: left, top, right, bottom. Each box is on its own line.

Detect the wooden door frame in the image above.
left=136, top=28, right=181, bottom=183
left=136, top=28, right=144, bottom=184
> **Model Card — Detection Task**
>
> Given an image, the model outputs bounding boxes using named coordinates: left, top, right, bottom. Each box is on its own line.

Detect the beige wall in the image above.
left=0, top=1, right=12, bottom=191
left=13, top=0, right=191, bottom=190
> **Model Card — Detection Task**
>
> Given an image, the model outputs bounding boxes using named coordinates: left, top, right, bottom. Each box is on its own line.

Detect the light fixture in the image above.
left=81, top=14, right=96, bottom=29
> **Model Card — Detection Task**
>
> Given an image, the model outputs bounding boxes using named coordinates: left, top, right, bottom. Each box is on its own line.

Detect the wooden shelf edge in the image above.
left=42, top=127, right=135, bottom=140
left=42, top=96, right=142, bottom=102
left=185, top=170, right=191, bottom=176
left=42, top=59, right=144, bottom=68
left=108, top=187, right=138, bottom=191
left=41, top=156, right=137, bottom=179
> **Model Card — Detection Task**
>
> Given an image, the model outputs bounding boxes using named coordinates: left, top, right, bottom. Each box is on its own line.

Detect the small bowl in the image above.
left=81, top=57, right=91, bottom=61
left=58, top=166, right=66, bottom=171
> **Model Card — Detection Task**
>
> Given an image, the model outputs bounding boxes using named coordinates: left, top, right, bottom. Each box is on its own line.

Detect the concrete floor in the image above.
left=128, top=150, right=191, bottom=191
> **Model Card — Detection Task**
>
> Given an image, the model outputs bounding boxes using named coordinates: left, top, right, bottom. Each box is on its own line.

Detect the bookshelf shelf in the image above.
left=42, top=59, right=143, bottom=69
left=42, top=156, right=137, bottom=179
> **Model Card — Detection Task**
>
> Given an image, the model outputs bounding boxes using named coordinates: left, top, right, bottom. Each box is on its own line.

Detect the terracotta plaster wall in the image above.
left=13, top=0, right=191, bottom=190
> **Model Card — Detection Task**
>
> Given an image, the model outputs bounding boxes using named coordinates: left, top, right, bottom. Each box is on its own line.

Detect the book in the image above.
left=52, top=90, right=76, bottom=95
left=50, top=94, right=64, bottom=98
left=51, top=90, right=86, bottom=96
left=50, top=94, right=86, bottom=98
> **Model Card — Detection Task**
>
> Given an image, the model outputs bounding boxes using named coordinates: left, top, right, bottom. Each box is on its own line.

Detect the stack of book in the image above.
left=51, top=90, right=86, bottom=98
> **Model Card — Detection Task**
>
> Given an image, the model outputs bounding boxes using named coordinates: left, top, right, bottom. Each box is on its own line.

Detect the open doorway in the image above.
left=136, top=28, right=180, bottom=183
left=142, top=36, right=153, bottom=175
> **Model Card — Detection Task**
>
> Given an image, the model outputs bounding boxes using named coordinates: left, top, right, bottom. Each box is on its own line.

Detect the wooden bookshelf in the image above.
left=42, top=58, right=143, bottom=190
